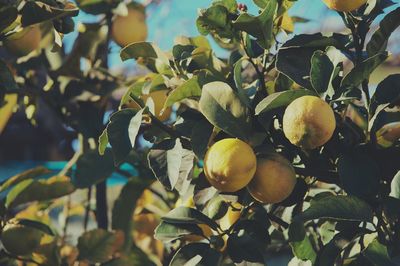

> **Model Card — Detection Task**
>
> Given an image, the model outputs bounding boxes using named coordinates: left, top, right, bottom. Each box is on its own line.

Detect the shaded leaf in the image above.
left=255, top=89, right=315, bottom=115
left=77, top=229, right=124, bottom=263
left=74, top=148, right=115, bottom=188
left=161, top=207, right=219, bottom=230
left=6, top=176, right=75, bottom=208
left=170, top=243, right=221, bottom=266
left=199, top=81, right=251, bottom=140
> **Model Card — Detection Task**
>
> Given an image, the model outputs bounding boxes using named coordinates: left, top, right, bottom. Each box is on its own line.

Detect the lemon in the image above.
left=204, top=138, right=256, bottom=192
left=1, top=224, right=44, bottom=255
left=111, top=5, right=148, bottom=47
left=283, top=96, right=336, bottom=150
left=4, top=25, right=42, bottom=56
left=322, top=0, right=368, bottom=12
left=247, top=153, right=296, bottom=204
left=127, top=90, right=172, bottom=122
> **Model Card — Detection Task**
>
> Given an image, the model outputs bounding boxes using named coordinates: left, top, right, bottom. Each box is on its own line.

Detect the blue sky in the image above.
left=66, top=0, right=399, bottom=69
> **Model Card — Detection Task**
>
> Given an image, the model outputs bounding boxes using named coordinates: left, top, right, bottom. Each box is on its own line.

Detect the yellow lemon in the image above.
left=247, top=153, right=296, bottom=204
left=127, top=90, right=172, bottom=122
left=204, top=138, right=256, bottom=192
left=4, top=24, right=42, bottom=56
left=111, top=5, right=148, bottom=47
left=283, top=95, right=336, bottom=149
left=322, top=0, right=368, bottom=12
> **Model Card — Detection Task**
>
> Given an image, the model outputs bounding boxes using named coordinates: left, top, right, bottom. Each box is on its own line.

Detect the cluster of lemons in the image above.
left=205, top=96, right=336, bottom=202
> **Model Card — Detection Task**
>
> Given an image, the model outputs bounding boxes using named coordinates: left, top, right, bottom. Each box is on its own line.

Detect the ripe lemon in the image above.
left=4, top=24, right=42, bottom=56
left=322, top=0, right=368, bottom=12
left=247, top=153, right=297, bottom=204
left=204, top=138, right=257, bottom=192
left=1, top=224, right=44, bottom=255
left=283, top=96, right=336, bottom=150
left=111, top=5, right=148, bottom=47
left=127, top=90, right=172, bottom=121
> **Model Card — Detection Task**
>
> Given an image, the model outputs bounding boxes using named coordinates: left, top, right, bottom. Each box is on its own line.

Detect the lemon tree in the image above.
left=0, top=0, right=400, bottom=265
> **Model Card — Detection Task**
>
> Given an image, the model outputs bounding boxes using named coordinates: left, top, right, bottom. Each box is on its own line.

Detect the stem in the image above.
left=95, top=12, right=113, bottom=231
left=96, top=181, right=108, bottom=229
left=84, top=187, right=92, bottom=232
left=348, top=15, right=370, bottom=107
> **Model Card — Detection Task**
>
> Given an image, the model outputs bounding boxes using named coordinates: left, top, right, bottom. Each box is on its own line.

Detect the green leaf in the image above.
left=76, top=0, right=120, bottom=15
left=154, top=221, right=203, bottom=242
left=367, top=7, right=400, bottom=57
left=390, top=171, right=400, bottom=199
left=112, top=177, right=151, bottom=252
left=121, top=42, right=159, bottom=61
left=107, top=109, right=144, bottom=166
left=0, top=166, right=50, bottom=193
left=338, top=149, right=380, bottom=198
left=212, top=0, right=238, bottom=13
left=370, top=74, right=400, bottom=116
left=363, top=239, right=396, bottom=266
left=341, top=52, right=389, bottom=89
left=98, top=128, right=108, bottom=155
left=102, top=246, right=156, bottom=266
left=227, top=220, right=270, bottom=263
left=73, top=149, right=115, bottom=188
left=120, top=42, right=171, bottom=75
left=196, top=5, right=235, bottom=39
left=233, top=58, right=251, bottom=108
left=6, top=176, right=75, bottom=208
left=16, top=219, right=55, bottom=236
left=289, top=224, right=317, bottom=263
left=255, top=89, right=315, bottom=115
left=77, top=229, right=124, bottom=263
left=0, top=60, right=18, bottom=94
left=0, top=6, right=18, bottom=34
left=277, top=33, right=351, bottom=89
left=161, top=207, right=219, bottom=230
left=199, top=81, right=251, bottom=140
left=233, top=0, right=277, bottom=49
left=298, top=195, right=374, bottom=222
left=170, top=243, right=222, bottom=266
left=191, top=119, right=214, bottom=160
left=147, top=138, right=195, bottom=195
left=310, top=50, right=335, bottom=95
left=21, top=1, right=79, bottom=27
left=164, top=77, right=202, bottom=108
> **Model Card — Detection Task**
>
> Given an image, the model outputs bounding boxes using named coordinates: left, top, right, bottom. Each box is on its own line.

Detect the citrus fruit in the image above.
left=4, top=24, right=42, bottom=56
left=111, top=4, right=147, bottom=47
left=322, top=0, right=368, bottom=12
left=247, top=153, right=296, bottom=204
left=283, top=95, right=336, bottom=150
left=1, top=224, right=44, bottom=255
left=204, top=138, right=256, bottom=192
left=128, top=90, right=172, bottom=121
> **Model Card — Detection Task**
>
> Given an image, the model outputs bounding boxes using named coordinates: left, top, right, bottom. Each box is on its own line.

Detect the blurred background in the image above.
left=1, top=0, right=399, bottom=167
